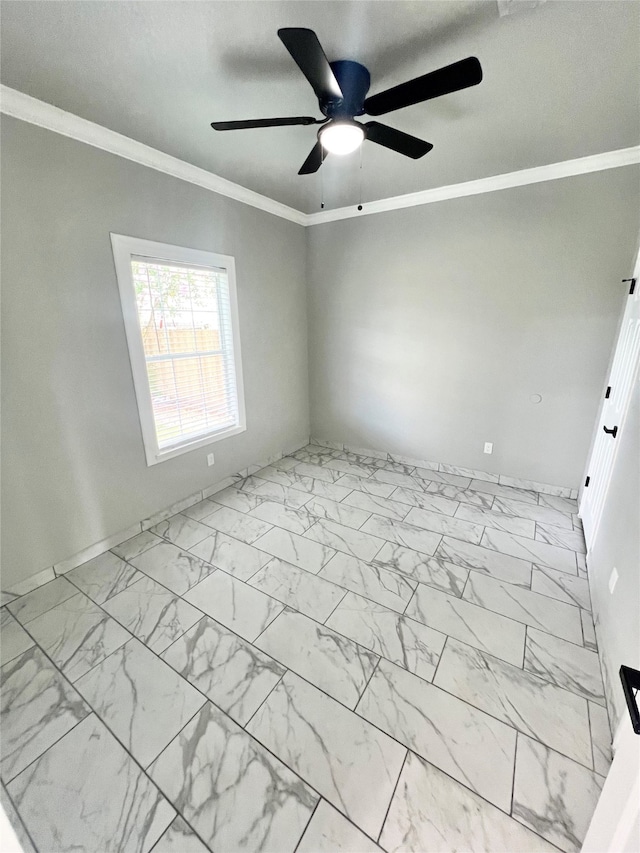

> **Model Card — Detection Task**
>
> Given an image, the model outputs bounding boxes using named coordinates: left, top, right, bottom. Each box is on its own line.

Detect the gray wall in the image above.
left=1, top=116, right=309, bottom=589
left=306, top=168, right=640, bottom=487
left=589, top=375, right=639, bottom=732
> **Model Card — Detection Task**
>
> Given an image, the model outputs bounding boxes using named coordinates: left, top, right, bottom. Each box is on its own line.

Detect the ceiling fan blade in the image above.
left=211, top=116, right=319, bottom=131
left=364, top=57, right=482, bottom=116
left=278, top=28, right=343, bottom=102
left=364, top=122, right=433, bottom=159
left=298, top=140, right=326, bottom=175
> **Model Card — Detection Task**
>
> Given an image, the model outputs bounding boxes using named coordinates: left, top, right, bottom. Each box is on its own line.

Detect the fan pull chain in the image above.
left=357, top=144, right=363, bottom=211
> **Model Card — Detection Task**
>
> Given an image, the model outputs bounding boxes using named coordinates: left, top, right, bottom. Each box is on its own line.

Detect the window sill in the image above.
left=146, top=423, right=247, bottom=466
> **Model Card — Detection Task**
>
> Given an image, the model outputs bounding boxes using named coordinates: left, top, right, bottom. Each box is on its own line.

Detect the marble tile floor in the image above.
left=1, top=445, right=611, bottom=853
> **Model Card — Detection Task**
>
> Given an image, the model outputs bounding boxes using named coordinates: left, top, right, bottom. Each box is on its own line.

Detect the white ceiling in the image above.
left=1, top=1, right=638, bottom=213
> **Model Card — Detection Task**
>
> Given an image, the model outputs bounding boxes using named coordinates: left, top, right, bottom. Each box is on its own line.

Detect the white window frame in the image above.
left=111, top=233, right=246, bottom=466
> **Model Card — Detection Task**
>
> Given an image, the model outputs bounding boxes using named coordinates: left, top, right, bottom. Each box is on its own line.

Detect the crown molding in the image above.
left=305, top=145, right=640, bottom=225
left=2, top=84, right=639, bottom=228
left=0, top=85, right=306, bottom=226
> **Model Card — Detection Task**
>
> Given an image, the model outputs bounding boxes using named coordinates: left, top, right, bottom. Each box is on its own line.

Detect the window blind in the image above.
left=131, top=256, right=240, bottom=450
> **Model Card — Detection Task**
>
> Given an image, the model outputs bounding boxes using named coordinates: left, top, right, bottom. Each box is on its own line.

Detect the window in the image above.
left=111, top=234, right=245, bottom=465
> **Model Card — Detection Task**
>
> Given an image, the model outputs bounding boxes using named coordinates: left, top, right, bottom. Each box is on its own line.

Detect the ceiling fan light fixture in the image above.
left=319, top=121, right=364, bottom=155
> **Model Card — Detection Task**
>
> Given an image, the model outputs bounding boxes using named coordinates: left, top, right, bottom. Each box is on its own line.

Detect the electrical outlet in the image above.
left=608, top=566, right=619, bottom=594
left=207, top=453, right=215, bottom=467
left=484, top=442, right=493, bottom=454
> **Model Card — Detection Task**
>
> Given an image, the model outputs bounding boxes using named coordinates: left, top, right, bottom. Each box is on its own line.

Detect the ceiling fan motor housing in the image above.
left=321, top=60, right=371, bottom=118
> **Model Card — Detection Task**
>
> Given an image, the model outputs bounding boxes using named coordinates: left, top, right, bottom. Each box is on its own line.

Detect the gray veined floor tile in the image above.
left=481, top=528, right=577, bottom=574
left=406, top=583, right=526, bottom=666
left=500, top=476, right=571, bottom=498
left=334, top=473, right=396, bottom=498
left=305, top=495, right=373, bottom=529
left=129, top=541, right=216, bottom=595
left=208, top=486, right=269, bottom=514
left=202, top=504, right=272, bottom=544
left=161, top=615, right=284, bottom=725
left=357, top=658, right=516, bottom=811
left=360, top=514, right=442, bottom=556
left=104, top=574, right=202, bottom=654
left=434, top=638, right=592, bottom=768
left=294, top=461, right=346, bottom=483
left=75, top=637, right=206, bottom=768
left=247, top=670, right=405, bottom=839
left=255, top=608, right=378, bottom=708
left=371, top=469, right=425, bottom=490
left=1, top=782, right=37, bottom=853
left=184, top=570, right=283, bottom=641
left=403, top=506, right=484, bottom=544
left=1, top=646, right=90, bottom=782
left=254, top=526, right=335, bottom=574
left=306, top=518, right=385, bottom=562
left=249, top=500, right=315, bottom=534
left=270, top=455, right=301, bottom=471
left=0, top=609, right=34, bottom=666
left=389, top=485, right=460, bottom=516
left=589, top=701, right=612, bottom=777
left=341, top=490, right=410, bottom=521
left=7, top=575, right=77, bottom=624
left=8, top=714, right=174, bottom=853
left=149, top=701, right=317, bottom=853
left=373, top=543, right=469, bottom=596
left=256, top=467, right=354, bottom=502
left=111, top=529, right=163, bottom=561
left=512, top=734, right=603, bottom=852
left=181, top=498, right=221, bottom=522
left=538, top=493, right=579, bottom=514
left=248, top=558, right=346, bottom=621
left=67, top=551, right=142, bottom=604
left=439, top=463, right=500, bottom=483
left=492, top=496, right=573, bottom=530
left=581, top=610, right=597, bottom=651
left=320, top=552, right=416, bottom=612
left=26, top=592, right=130, bottom=681
left=455, top=504, right=536, bottom=538
left=413, top=468, right=472, bottom=488
left=1, top=568, right=56, bottom=608
left=524, top=628, right=605, bottom=705
left=379, top=751, right=557, bottom=853
left=425, top=482, right=494, bottom=508
left=297, top=799, right=383, bottom=853
left=327, top=592, right=446, bottom=681
left=530, top=566, right=591, bottom=610
left=576, top=551, right=588, bottom=575
left=435, top=536, right=532, bottom=587
left=153, top=816, right=209, bottom=853
left=151, top=513, right=213, bottom=550
left=189, top=530, right=271, bottom=581
left=535, top=522, right=587, bottom=554
left=468, top=479, right=540, bottom=505
left=463, top=573, right=583, bottom=644
left=323, top=458, right=377, bottom=478
left=237, top=476, right=314, bottom=508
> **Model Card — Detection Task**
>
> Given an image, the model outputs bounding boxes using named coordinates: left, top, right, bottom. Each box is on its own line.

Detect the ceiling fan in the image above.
left=211, top=28, right=482, bottom=175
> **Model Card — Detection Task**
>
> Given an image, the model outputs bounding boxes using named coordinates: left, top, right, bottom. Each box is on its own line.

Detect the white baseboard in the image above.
left=0, top=439, right=309, bottom=604
left=310, top=438, right=575, bottom=497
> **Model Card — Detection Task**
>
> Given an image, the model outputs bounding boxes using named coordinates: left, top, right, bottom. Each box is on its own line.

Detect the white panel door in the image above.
left=580, top=264, right=640, bottom=551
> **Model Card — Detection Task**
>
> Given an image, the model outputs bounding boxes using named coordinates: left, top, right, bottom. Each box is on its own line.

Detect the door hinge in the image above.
left=605, top=386, right=611, bottom=399
left=584, top=476, right=590, bottom=487
left=623, top=278, right=636, bottom=295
